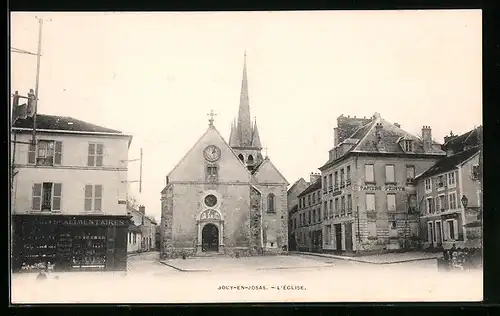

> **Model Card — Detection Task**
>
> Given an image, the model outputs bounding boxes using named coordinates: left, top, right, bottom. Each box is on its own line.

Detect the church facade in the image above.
left=160, top=56, right=289, bottom=259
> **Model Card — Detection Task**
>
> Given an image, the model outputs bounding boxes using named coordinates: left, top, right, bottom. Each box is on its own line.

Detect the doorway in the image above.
left=334, top=224, right=342, bottom=252
left=202, top=224, right=219, bottom=252
left=435, top=221, right=442, bottom=247
left=345, top=223, right=353, bottom=253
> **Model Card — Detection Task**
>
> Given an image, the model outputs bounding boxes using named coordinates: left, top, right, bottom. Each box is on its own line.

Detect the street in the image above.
left=11, top=252, right=482, bottom=304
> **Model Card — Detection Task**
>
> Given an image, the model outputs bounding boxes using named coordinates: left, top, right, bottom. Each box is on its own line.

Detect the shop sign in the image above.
left=358, top=185, right=406, bottom=191
left=34, top=218, right=128, bottom=227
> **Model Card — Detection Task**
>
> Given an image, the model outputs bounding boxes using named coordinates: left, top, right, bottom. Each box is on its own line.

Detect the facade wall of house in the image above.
left=295, top=187, right=322, bottom=252
left=417, top=154, right=480, bottom=249
left=12, top=131, right=129, bottom=216
left=127, top=231, right=142, bottom=253
left=321, top=155, right=439, bottom=252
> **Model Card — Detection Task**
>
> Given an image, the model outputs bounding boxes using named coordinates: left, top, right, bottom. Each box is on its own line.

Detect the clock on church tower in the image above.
left=204, top=145, right=221, bottom=162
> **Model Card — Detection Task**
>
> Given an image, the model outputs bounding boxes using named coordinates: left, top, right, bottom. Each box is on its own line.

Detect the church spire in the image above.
left=236, top=51, right=253, bottom=147
left=252, top=117, right=262, bottom=148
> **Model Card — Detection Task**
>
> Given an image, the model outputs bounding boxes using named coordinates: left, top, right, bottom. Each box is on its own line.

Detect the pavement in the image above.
left=11, top=251, right=482, bottom=304
left=290, top=251, right=443, bottom=264
left=159, top=254, right=337, bottom=272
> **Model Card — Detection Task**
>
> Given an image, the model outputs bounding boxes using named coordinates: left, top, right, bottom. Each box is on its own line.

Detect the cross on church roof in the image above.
left=207, top=110, right=217, bottom=126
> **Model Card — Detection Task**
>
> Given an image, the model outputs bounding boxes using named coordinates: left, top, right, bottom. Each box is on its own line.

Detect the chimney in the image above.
left=333, top=127, right=339, bottom=147
left=375, top=122, right=385, bottom=151
left=310, top=172, right=321, bottom=184
left=139, top=205, right=145, bottom=214
left=422, top=125, right=432, bottom=152
left=443, top=131, right=456, bottom=144
left=394, top=123, right=401, bottom=128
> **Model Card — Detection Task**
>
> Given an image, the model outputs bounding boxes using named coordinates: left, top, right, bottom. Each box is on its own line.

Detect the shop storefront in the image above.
left=12, top=215, right=131, bottom=272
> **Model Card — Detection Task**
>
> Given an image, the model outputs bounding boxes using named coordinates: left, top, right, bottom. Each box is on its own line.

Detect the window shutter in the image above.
left=88, top=143, right=96, bottom=166
left=52, top=183, right=62, bottom=211
left=453, top=220, right=459, bottom=240
left=28, top=142, right=36, bottom=164
left=443, top=221, right=449, bottom=241
left=84, top=185, right=93, bottom=211
left=32, top=183, right=42, bottom=210
left=94, top=185, right=103, bottom=211
left=54, top=141, right=62, bottom=165
left=96, top=144, right=104, bottom=166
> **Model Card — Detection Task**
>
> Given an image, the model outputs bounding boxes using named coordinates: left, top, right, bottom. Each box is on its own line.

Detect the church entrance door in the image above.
left=202, top=224, right=219, bottom=252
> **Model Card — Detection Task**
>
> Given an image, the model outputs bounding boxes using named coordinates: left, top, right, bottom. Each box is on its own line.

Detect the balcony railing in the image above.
left=36, top=156, right=54, bottom=166
left=346, top=179, right=351, bottom=186
left=328, top=186, right=333, bottom=192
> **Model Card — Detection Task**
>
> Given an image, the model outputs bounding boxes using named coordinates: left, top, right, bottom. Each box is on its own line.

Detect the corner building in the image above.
left=319, top=113, right=446, bottom=253
left=160, top=56, right=289, bottom=259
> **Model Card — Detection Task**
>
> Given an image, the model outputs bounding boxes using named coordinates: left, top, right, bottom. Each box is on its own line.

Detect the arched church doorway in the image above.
left=202, top=223, right=219, bottom=252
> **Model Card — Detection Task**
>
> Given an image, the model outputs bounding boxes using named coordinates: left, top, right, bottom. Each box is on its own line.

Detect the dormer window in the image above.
left=403, top=140, right=413, bottom=152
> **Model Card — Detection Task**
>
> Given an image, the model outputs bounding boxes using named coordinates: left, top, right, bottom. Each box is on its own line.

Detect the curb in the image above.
left=292, top=251, right=441, bottom=265
left=158, top=260, right=209, bottom=272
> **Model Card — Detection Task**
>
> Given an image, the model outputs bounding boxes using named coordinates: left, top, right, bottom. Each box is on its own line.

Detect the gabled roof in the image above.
left=128, top=224, right=142, bottom=233
left=251, top=157, right=289, bottom=185
left=287, top=178, right=307, bottom=196
left=320, top=113, right=445, bottom=170
left=13, top=114, right=123, bottom=134
left=297, top=177, right=322, bottom=198
left=414, top=146, right=480, bottom=181
left=443, top=126, right=482, bottom=148
left=289, top=204, right=299, bottom=214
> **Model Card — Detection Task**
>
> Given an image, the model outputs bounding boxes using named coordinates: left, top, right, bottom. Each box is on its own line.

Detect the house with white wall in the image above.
left=11, top=114, right=133, bottom=271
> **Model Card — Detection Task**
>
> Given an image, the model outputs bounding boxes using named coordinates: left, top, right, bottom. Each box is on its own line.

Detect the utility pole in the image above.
left=32, top=17, right=44, bottom=146
left=122, top=148, right=144, bottom=193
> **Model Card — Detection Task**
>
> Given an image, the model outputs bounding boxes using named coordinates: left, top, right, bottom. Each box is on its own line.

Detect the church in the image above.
left=159, top=55, right=289, bottom=259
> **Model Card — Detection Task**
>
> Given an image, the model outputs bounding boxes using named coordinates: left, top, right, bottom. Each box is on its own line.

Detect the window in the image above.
left=267, top=193, right=275, bottom=213
left=308, top=194, right=311, bottom=206
left=427, top=222, right=434, bottom=242
left=426, top=197, right=434, bottom=214
left=341, top=196, right=346, bottom=215
left=312, top=192, right=316, bottom=204
left=324, top=201, right=328, bottom=219
left=133, top=232, right=137, bottom=244
left=340, top=169, right=345, bottom=186
left=207, top=166, right=218, bottom=175
left=329, top=200, right=333, bottom=218
left=346, top=166, right=351, bottom=183
left=312, top=209, right=316, bottom=223
left=437, top=175, right=445, bottom=189
left=448, top=171, right=456, bottom=187
left=129, top=232, right=132, bottom=243
left=88, top=143, right=104, bottom=167
left=28, top=140, right=63, bottom=165
left=387, top=193, right=396, bottom=212
left=32, top=182, right=62, bottom=211
left=365, top=164, right=375, bottom=183
left=325, top=225, right=331, bottom=244
left=347, top=194, right=352, bottom=212
left=366, top=193, right=375, bottom=211
left=406, top=165, right=415, bottom=182
left=308, top=211, right=311, bottom=224
left=84, top=184, right=103, bottom=211
left=238, top=154, right=244, bottom=162
left=435, top=197, right=440, bottom=213
left=439, top=195, right=446, bottom=211
left=328, top=174, right=332, bottom=190
left=425, top=179, right=432, bottom=192
left=334, top=171, right=339, bottom=188
left=445, top=219, right=458, bottom=240
left=403, top=140, right=413, bottom=152
left=334, top=198, right=339, bottom=216
left=448, top=193, right=457, bottom=209
left=385, top=165, right=395, bottom=183
left=323, top=176, right=327, bottom=193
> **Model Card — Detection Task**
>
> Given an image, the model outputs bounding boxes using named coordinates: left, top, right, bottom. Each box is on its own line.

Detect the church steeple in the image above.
left=251, top=117, right=262, bottom=148
left=235, top=51, right=254, bottom=148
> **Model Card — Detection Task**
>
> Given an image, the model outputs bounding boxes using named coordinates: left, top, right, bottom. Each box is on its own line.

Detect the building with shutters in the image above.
left=11, top=114, right=133, bottom=272
left=318, top=113, right=446, bottom=253
left=415, top=127, right=482, bottom=250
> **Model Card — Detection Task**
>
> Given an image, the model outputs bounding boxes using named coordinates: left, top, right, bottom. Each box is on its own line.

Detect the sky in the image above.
left=10, top=11, right=482, bottom=222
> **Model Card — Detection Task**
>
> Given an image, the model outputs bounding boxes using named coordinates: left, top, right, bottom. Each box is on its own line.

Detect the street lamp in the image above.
left=461, top=195, right=468, bottom=209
